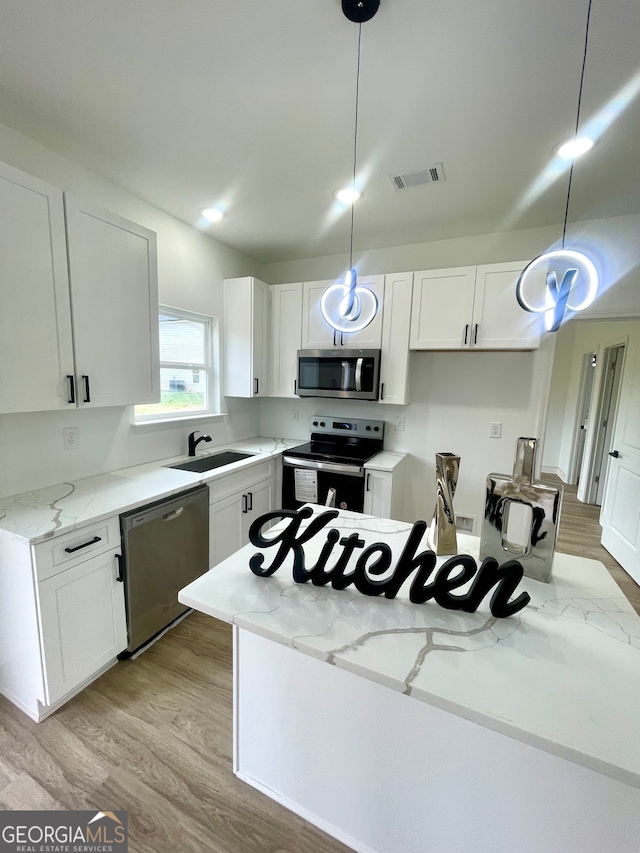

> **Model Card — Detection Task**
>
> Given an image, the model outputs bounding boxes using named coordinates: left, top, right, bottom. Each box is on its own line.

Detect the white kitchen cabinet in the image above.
left=65, top=197, right=160, bottom=406
left=363, top=453, right=407, bottom=520
left=270, top=282, right=302, bottom=397
left=224, top=277, right=270, bottom=397
left=0, top=161, right=75, bottom=413
left=0, top=515, right=126, bottom=721
left=37, top=546, right=127, bottom=705
left=410, top=262, right=541, bottom=351
left=379, top=272, right=413, bottom=405
left=0, top=160, right=160, bottom=413
left=208, top=460, right=276, bottom=567
left=301, top=276, right=385, bottom=349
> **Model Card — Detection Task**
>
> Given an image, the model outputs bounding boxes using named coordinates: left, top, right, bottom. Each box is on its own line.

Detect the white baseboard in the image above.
left=542, top=465, right=568, bottom=483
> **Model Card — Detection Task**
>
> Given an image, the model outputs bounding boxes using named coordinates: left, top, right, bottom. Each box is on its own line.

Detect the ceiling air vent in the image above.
left=389, top=162, right=446, bottom=191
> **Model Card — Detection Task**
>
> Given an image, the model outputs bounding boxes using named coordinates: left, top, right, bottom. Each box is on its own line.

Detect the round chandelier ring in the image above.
left=321, top=284, right=378, bottom=334
left=516, top=250, right=598, bottom=315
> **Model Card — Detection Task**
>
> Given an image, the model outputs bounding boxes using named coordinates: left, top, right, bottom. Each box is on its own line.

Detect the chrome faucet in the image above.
left=188, top=431, right=212, bottom=457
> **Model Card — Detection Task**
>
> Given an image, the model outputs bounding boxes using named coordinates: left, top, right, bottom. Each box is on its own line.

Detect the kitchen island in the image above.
left=179, top=505, right=640, bottom=853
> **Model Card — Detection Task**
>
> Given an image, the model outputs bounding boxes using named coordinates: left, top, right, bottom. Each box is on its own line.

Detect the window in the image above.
left=135, top=306, right=218, bottom=422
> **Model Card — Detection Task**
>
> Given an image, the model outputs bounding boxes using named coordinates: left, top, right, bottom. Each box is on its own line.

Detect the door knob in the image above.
left=608, top=450, right=620, bottom=458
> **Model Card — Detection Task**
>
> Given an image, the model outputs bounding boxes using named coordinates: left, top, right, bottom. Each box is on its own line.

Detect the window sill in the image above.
left=132, top=412, right=228, bottom=434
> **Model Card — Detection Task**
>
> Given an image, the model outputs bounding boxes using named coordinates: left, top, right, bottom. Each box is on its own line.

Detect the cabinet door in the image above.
left=209, top=491, right=245, bottom=567
left=379, top=273, right=413, bottom=405
left=242, top=478, right=275, bottom=540
left=363, top=470, right=393, bottom=518
left=270, top=283, right=302, bottom=397
left=37, top=547, right=127, bottom=705
left=410, top=267, right=476, bottom=349
left=252, top=279, right=270, bottom=397
left=65, top=197, right=159, bottom=407
left=340, top=275, right=385, bottom=349
left=472, top=262, right=542, bottom=350
left=224, top=276, right=269, bottom=397
left=301, top=281, right=336, bottom=348
left=0, top=161, right=75, bottom=413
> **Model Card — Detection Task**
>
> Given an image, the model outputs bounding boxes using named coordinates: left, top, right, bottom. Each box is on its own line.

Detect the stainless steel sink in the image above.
left=167, top=451, right=253, bottom=473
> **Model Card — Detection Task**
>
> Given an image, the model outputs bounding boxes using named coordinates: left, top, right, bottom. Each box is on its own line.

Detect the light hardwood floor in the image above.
left=1, top=489, right=638, bottom=852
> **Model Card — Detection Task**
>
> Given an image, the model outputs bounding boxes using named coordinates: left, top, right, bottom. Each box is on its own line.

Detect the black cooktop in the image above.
left=288, top=437, right=383, bottom=465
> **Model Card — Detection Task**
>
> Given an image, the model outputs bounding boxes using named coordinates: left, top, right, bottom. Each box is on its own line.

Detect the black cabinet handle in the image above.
left=366, top=473, right=371, bottom=492
left=254, top=378, right=259, bottom=395
left=115, top=553, right=124, bottom=582
left=473, top=324, right=479, bottom=345
left=294, top=379, right=297, bottom=395
left=242, top=494, right=248, bottom=513
left=464, top=324, right=469, bottom=345
left=380, top=383, right=385, bottom=401
left=82, top=374, right=91, bottom=402
left=67, top=375, right=76, bottom=404
left=609, top=450, right=620, bottom=458
left=247, top=491, right=253, bottom=511
left=64, top=535, right=101, bottom=554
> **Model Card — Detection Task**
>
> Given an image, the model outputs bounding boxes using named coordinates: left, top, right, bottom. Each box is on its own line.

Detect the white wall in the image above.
left=543, top=318, right=640, bottom=487
left=0, top=122, right=261, bottom=497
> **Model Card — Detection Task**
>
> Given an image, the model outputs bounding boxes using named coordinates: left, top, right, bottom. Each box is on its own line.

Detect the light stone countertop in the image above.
left=179, top=504, right=640, bottom=790
left=363, top=450, right=407, bottom=472
left=0, top=436, right=304, bottom=545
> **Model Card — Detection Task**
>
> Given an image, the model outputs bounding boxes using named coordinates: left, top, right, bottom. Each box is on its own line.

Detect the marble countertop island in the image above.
left=180, top=505, right=640, bottom=790
left=0, top=436, right=303, bottom=544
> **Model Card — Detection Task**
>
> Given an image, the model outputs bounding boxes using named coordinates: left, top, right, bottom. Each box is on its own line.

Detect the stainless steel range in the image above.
left=282, top=416, right=385, bottom=512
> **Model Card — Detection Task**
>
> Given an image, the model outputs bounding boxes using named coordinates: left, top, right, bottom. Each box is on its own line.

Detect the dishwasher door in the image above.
left=120, top=484, right=209, bottom=654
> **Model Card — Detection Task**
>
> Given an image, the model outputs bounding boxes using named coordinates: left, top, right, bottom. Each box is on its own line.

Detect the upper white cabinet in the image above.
left=224, top=276, right=270, bottom=397
left=0, top=162, right=75, bottom=413
left=0, top=160, right=160, bottom=413
left=410, top=262, right=541, bottom=351
left=379, top=272, right=413, bottom=405
left=301, top=276, right=385, bottom=349
left=270, top=282, right=302, bottom=398
left=65, top=197, right=160, bottom=407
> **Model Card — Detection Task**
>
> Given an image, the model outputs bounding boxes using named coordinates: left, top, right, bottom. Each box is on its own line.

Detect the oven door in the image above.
left=282, top=457, right=366, bottom=512
left=297, top=349, right=380, bottom=400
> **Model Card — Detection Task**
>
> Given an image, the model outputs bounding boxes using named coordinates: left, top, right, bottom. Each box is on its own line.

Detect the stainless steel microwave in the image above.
left=296, top=349, right=381, bottom=400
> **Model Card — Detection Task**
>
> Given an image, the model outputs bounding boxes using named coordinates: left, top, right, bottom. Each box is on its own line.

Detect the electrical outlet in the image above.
left=395, top=417, right=405, bottom=432
left=489, top=422, right=502, bottom=439
left=292, top=409, right=299, bottom=422
left=63, top=427, right=79, bottom=450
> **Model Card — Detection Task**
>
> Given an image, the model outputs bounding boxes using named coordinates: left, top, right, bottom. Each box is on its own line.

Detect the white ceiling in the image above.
left=1, top=0, right=638, bottom=263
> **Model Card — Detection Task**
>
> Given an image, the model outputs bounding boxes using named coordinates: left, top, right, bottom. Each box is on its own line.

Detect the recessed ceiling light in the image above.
left=557, top=137, right=594, bottom=158
left=335, top=187, right=361, bottom=205
left=201, top=207, right=225, bottom=223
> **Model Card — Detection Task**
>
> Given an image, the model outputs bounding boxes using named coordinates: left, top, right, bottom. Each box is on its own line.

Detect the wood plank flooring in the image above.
left=1, top=488, right=638, bottom=853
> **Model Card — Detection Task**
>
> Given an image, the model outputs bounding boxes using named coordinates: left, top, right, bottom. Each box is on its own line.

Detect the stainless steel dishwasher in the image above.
left=119, top=484, right=209, bottom=655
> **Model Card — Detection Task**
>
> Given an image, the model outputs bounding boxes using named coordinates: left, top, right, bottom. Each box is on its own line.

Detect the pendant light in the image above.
left=321, top=0, right=380, bottom=335
left=516, top=0, right=599, bottom=332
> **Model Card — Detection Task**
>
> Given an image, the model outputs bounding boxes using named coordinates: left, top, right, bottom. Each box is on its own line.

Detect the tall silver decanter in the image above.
left=479, top=437, right=562, bottom=583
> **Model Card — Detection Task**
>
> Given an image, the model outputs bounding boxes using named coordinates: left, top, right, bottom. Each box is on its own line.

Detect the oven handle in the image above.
left=282, top=456, right=365, bottom=476
left=355, top=357, right=363, bottom=392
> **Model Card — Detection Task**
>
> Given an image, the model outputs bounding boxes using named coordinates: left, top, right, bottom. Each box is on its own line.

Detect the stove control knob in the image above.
left=320, top=421, right=326, bottom=427
left=366, top=425, right=371, bottom=431
left=312, top=421, right=318, bottom=426
left=373, top=426, right=380, bottom=432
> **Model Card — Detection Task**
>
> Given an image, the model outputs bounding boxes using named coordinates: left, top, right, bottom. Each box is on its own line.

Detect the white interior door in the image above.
left=600, top=334, right=640, bottom=583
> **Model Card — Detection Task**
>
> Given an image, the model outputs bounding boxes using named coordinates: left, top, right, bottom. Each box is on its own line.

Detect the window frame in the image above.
left=135, top=304, right=219, bottom=424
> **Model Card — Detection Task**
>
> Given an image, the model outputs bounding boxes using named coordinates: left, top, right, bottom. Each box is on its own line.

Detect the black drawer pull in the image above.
left=242, top=494, right=248, bottom=514
left=115, top=553, right=124, bottom=582
left=64, top=535, right=101, bottom=553
left=463, top=324, right=469, bottom=345
left=82, top=374, right=91, bottom=403
left=67, top=374, right=76, bottom=404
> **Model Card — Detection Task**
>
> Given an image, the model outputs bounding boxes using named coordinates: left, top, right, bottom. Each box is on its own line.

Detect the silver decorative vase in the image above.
left=427, top=453, right=460, bottom=555
left=479, top=437, right=562, bottom=583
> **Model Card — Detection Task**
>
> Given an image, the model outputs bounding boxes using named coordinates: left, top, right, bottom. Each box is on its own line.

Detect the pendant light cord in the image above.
left=562, top=0, right=593, bottom=248
left=348, top=22, right=362, bottom=270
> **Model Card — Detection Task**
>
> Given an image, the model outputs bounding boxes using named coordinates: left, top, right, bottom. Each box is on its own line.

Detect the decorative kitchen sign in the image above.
left=248, top=507, right=531, bottom=618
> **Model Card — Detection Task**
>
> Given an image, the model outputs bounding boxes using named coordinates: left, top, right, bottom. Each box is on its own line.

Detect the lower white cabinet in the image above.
left=0, top=515, right=127, bottom=721
left=208, top=462, right=276, bottom=567
left=38, top=547, right=127, bottom=705
left=363, top=454, right=407, bottom=520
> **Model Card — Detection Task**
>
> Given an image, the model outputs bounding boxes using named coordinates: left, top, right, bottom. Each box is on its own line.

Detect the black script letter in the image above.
left=326, top=534, right=366, bottom=590
left=460, top=556, right=531, bottom=617
left=431, top=555, right=478, bottom=611
left=248, top=508, right=339, bottom=579
left=352, top=543, right=393, bottom=596
left=308, top=529, right=341, bottom=586
left=380, top=521, right=437, bottom=602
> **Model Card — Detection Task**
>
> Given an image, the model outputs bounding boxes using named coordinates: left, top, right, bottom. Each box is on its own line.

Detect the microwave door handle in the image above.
left=342, top=360, right=350, bottom=390
left=355, top=357, right=363, bottom=392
